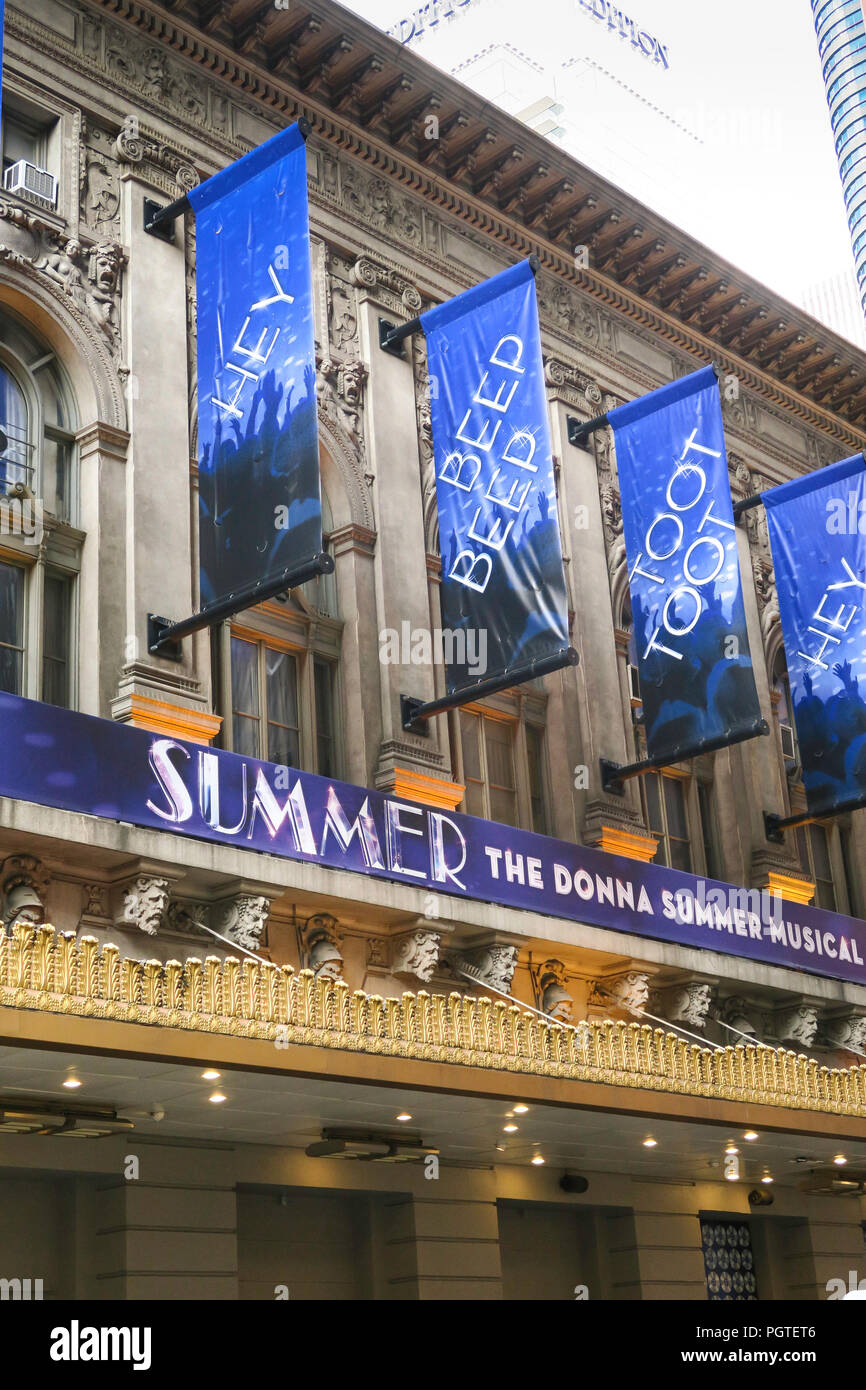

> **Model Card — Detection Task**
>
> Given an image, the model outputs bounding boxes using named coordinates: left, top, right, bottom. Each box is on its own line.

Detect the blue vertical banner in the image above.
left=189, top=122, right=321, bottom=615
left=764, top=454, right=866, bottom=818
left=608, top=367, right=762, bottom=763
left=421, top=260, right=570, bottom=695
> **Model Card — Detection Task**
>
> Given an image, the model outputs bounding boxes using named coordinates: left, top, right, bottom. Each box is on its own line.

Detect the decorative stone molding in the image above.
left=165, top=900, right=211, bottom=942
left=766, top=1003, right=820, bottom=1050
left=114, top=694, right=223, bottom=746
left=653, top=980, right=715, bottom=1032
left=349, top=253, right=423, bottom=316
left=715, top=995, right=762, bottom=1039
left=299, top=912, right=344, bottom=979
left=819, top=1011, right=866, bottom=1055
left=387, top=767, right=465, bottom=811
left=589, top=970, right=652, bottom=1015
left=534, top=959, right=574, bottom=1024
left=77, top=883, right=112, bottom=934
left=115, top=875, right=171, bottom=937
left=213, top=896, right=271, bottom=954
left=598, top=824, right=659, bottom=863
left=390, top=927, right=442, bottom=983
left=0, top=201, right=127, bottom=364
left=1, top=854, right=49, bottom=931
left=449, top=943, right=519, bottom=995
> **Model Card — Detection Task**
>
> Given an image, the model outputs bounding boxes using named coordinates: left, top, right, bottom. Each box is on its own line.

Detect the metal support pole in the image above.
left=378, top=315, right=423, bottom=357
left=601, top=719, right=770, bottom=794
left=566, top=412, right=609, bottom=447
left=401, top=647, right=579, bottom=733
left=148, top=551, right=334, bottom=657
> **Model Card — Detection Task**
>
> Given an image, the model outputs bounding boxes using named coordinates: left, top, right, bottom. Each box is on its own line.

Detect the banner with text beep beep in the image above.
left=421, top=260, right=570, bottom=696
left=190, top=122, right=321, bottom=616
left=764, top=453, right=866, bottom=818
left=608, top=367, right=762, bottom=764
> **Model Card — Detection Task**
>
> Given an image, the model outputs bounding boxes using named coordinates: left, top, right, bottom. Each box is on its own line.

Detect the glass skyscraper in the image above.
left=813, top=0, right=866, bottom=320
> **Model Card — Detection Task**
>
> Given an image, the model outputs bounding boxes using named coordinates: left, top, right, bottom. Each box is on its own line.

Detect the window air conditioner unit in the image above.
left=628, top=663, right=641, bottom=702
left=2, top=160, right=58, bottom=209
left=779, top=722, right=796, bottom=761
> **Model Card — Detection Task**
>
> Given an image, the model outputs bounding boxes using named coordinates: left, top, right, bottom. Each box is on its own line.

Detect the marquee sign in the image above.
left=1, top=691, right=863, bottom=986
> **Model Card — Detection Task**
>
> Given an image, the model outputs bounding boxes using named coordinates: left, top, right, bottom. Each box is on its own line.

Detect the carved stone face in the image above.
left=94, top=247, right=120, bottom=291
left=781, top=1007, right=819, bottom=1047
left=615, top=972, right=650, bottom=1011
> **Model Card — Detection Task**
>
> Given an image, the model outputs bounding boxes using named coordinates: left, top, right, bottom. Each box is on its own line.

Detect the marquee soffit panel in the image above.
left=70, top=0, right=866, bottom=443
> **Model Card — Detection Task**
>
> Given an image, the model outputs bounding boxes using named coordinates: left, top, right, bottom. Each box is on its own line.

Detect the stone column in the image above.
left=376, top=1167, right=503, bottom=1300
left=114, top=167, right=211, bottom=732
left=607, top=1193, right=707, bottom=1300
left=547, top=378, right=654, bottom=856
left=354, top=260, right=454, bottom=793
left=94, top=1160, right=238, bottom=1300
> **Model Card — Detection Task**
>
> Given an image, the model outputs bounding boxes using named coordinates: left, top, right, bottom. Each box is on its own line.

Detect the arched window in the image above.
left=0, top=304, right=80, bottom=708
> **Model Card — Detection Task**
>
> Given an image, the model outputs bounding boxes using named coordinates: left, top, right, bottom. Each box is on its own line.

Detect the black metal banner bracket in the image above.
left=566, top=412, right=609, bottom=448
left=143, top=194, right=190, bottom=242
left=601, top=719, right=770, bottom=795
left=148, top=551, right=335, bottom=656
left=379, top=316, right=422, bottom=358
left=765, top=803, right=851, bottom=844
left=401, top=647, right=579, bottom=734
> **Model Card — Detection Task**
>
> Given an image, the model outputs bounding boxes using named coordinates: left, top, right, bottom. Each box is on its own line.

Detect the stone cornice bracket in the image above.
left=213, top=894, right=272, bottom=954
left=651, top=978, right=716, bottom=1032
left=588, top=968, right=654, bottom=1016
left=818, top=1008, right=866, bottom=1054
left=350, top=254, right=423, bottom=315
left=390, top=925, right=442, bottom=983
left=531, top=958, right=574, bottom=1023
left=115, top=874, right=172, bottom=937
left=113, top=123, right=200, bottom=198
left=764, top=1001, right=821, bottom=1051
left=447, top=941, right=520, bottom=995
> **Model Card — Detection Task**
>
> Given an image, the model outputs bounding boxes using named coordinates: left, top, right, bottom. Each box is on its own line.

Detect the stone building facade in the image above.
left=0, top=0, right=864, bottom=1301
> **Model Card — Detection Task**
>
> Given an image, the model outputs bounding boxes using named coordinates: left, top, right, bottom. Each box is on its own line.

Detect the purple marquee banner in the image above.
left=0, top=691, right=864, bottom=986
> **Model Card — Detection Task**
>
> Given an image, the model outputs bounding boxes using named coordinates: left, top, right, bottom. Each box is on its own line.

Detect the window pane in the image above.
left=42, top=573, right=69, bottom=708
left=0, top=363, right=32, bottom=493
left=314, top=659, right=335, bottom=778
left=231, top=637, right=259, bottom=757
left=265, top=648, right=299, bottom=768
left=663, top=778, right=688, bottom=840
left=485, top=720, right=517, bottom=827
left=644, top=773, right=664, bottom=836
left=808, top=824, right=832, bottom=882
left=460, top=713, right=485, bottom=817
left=0, top=562, right=23, bottom=695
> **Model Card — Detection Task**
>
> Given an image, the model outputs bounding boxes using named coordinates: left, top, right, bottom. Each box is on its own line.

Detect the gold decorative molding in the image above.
left=121, top=695, right=222, bottom=747
left=1, top=925, right=864, bottom=1118
left=390, top=767, right=465, bottom=811
left=766, top=871, right=816, bottom=907
left=600, top=825, right=659, bottom=864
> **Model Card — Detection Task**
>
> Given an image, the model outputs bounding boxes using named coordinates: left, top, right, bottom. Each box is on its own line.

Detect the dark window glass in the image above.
left=526, top=724, right=547, bottom=836
left=0, top=562, right=24, bottom=695
left=42, top=574, right=69, bottom=707
left=314, top=659, right=336, bottom=777
left=265, top=648, right=299, bottom=768
left=460, top=712, right=485, bottom=819
left=485, top=719, right=517, bottom=827
left=231, top=636, right=260, bottom=758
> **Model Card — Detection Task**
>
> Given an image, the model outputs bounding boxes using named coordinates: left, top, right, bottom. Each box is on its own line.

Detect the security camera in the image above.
left=560, top=1173, right=589, bottom=1194
left=748, top=1187, right=773, bottom=1207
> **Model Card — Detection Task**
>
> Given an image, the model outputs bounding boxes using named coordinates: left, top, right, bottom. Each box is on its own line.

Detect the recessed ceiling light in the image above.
left=743, top=1131, right=758, bottom=1142
left=725, top=1142, right=739, bottom=1155
left=643, top=1137, right=657, bottom=1148
left=761, top=1173, right=774, bottom=1184
left=201, top=1069, right=221, bottom=1081
left=513, top=1104, right=529, bottom=1114
left=62, top=1077, right=82, bottom=1090
left=209, top=1092, right=227, bottom=1104
left=503, top=1124, right=519, bottom=1133
left=531, top=1155, right=545, bottom=1166
left=396, top=1113, right=412, bottom=1122
left=834, top=1154, right=848, bottom=1166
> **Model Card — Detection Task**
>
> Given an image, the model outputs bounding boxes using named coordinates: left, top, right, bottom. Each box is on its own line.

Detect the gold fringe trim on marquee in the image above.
left=0, top=924, right=864, bottom=1116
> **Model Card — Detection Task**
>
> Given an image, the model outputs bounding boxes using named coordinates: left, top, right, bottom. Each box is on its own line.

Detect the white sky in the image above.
left=340, top=0, right=856, bottom=323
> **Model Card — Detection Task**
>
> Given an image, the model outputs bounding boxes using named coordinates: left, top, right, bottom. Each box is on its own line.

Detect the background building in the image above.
left=0, top=0, right=864, bottom=1301
left=812, top=1, right=866, bottom=332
